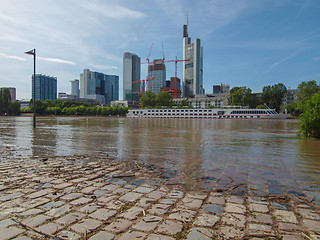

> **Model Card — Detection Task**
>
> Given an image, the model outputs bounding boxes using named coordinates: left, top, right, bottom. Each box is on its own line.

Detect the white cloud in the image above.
left=313, top=57, right=320, bottom=61
left=270, top=53, right=296, bottom=70
left=0, top=53, right=26, bottom=61
left=38, top=57, right=76, bottom=66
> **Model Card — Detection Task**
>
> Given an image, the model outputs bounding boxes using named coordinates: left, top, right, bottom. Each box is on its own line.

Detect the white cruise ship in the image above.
left=127, top=108, right=288, bottom=119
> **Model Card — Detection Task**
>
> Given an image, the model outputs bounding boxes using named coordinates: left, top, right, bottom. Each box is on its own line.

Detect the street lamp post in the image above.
left=25, top=49, right=36, bottom=128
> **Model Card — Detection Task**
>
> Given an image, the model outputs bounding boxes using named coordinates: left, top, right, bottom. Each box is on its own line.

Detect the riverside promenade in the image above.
left=0, top=153, right=320, bottom=240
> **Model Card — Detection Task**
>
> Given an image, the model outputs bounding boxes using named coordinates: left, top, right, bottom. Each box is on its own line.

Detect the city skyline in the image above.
left=0, top=0, right=319, bottom=100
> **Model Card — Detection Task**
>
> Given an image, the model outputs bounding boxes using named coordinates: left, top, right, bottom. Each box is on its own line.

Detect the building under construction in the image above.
left=147, top=59, right=166, bottom=94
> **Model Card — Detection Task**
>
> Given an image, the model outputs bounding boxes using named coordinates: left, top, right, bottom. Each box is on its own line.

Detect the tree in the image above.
left=8, top=102, right=21, bottom=116
left=2, top=88, right=11, bottom=114
left=155, top=91, right=173, bottom=107
left=0, top=89, right=3, bottom=114
left=140, top=91, right=156, bottom=108
left=261, top=83, right=287, bottom=112
left=295, top=80, right=320, bottom=112
left=299, top=92, right=320, bottom=138
left=230, top=86, right=255, bottom=107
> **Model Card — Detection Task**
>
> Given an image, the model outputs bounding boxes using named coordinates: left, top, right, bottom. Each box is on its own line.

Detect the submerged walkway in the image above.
left=0, top=154, right=319, bottom=240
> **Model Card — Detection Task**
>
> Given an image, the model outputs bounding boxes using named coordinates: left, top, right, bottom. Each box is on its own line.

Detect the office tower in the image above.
left=182, top=23, right=204, bottom=97
left=32, top=74, right=57, bottom=101
left=148, top=59, right=166, bottom=94
left=213, top=84, right=230, bottom=94
left=80, top=69, right=119, bottom=104
left=105, top=75, right=119, bottom=103
left=123, top=52, right=141, bottom=100
left=70, top=79, right=80, bottom=97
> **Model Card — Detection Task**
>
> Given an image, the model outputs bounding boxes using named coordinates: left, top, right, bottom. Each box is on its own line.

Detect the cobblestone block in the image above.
left=298, top=208, right=320, bottom=220
left=105, top=200, right=126, bottom=210
left=119, top=192, right=142, bottom=202
left=225, top=203, right=246, bottom=214
left=194, top=213, right=220, bottom=227
left=248, top=196, right=268, bottom=205
left=12, top=236, right=33, bottom=240
left=249, top=213, right=273, bottom=224
left=37, top=222, right=63, bottom=234
left=228, top=195, right=245, bottom=204
left=202, top=204, right=224, bottom=215
left=248, top=223, right=275, bottom=235
left=186, top=192, right=208, bottom=200
left=53, top=182, right=72, bottom=189
left=136, top=198, right=154, bottom=208
left=118, top=230, right=147, bottom=240
left=274, top=209, right=298, bottom=223
left=21, top=197, right=50, bottom=209
left=89, top=209, right=117, bottom=221
left=56, top=212, right=85, bottom=225
left=104, top=219, right=132, bottom=233
left=186, top=227, right=214, bottom=240
left=168, top=190, right=184, bottom=199
left=60, top=193, right=82, bottom=201
left=97, top=195, right=117, bottom=204
left=46, top=204, right=72, bottom=217
left=70, top=197, right=92, bottom=206
left=119, top=206, right=144, bottom=220
left=219, top=226, right=245, bottom=239
left=0, top=219, right=16, bottom=229
left=182, top=197, right=203, bottom=210
left=27, top=189, right=52, bottom=199
left=303, top=219, right=320, bottom=232
left=79, top=203, right=99, bottom=214
left=249, top=203, right=269, bottom=213
left=273, top=202, right=291, bottom=211
left=132, top=215, right=162, bottom=232
left=159, top=198, right=177, bottom=205
left=222, top=213, right=246, bottom=228
left=207, top=196, right=225, bottom=205
left=278, top=222, right=303, bottom=231
left=89, top=231, right=115, bottom=240
left=169, top=208, right=196, bottom=222
left=134, top=186, right=154, bottom=194
left=57, top=230, right=81, bottom=240
left=0, top=226, right=24, bottom=240
left=18, top=208, right=44, bottom=217
left=281, top=234, right=305, bottom=240
left=40, top=201, right=65, bottom=210
left=21, top=214, right=51, bottom=227
left=102, top=184, right=121, bottom=192
left=147, top=234, right=175, bottom=240
left=147, top=190, right=166, bottom=200
left=157, top=220, right=182, bottom=235
left=81, top=186, right=97, bottom=194
left=71, top=218, right=102, bottom=234
left=148, top=204, right=171, bottom=215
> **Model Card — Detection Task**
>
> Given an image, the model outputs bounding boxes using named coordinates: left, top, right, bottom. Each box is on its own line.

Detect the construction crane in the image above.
left=162, top=57, right=190, bottom=98
left=132, top=77, right=155, bottom=93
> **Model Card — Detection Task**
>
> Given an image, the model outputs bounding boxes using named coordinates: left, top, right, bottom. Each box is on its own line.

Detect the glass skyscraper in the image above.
left=123, top=52, right=141, bottom=100
left=80, top=69, right=119, bottom=104
left=32, top=74, right=57, bottom=101
left=182, top=23, right=204, bottom=97
left=148, top=59, right=166, bottom=94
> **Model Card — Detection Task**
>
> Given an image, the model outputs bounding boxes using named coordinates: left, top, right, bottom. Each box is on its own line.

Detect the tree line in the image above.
left=0, top=88, right=20, bottom=116
left=20, top=99, right=129, bottom=116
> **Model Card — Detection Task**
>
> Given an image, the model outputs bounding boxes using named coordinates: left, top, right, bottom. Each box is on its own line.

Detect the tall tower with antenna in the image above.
left=182, top=13, right=204, bottom=97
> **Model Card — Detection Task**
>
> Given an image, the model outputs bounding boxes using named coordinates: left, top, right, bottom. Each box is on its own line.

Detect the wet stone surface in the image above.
left=0, top=154, right=319, bottom=239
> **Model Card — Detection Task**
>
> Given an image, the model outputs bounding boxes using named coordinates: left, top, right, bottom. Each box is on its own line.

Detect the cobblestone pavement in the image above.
left=0, top=154, right=319, bottom=240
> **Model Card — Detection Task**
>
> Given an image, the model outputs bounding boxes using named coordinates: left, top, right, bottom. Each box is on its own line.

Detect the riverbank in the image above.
left=0, top=154, right=319, bottom=240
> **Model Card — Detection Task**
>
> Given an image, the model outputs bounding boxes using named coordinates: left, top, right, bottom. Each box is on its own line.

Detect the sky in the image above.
left=0, top=0, right=319, bottom=100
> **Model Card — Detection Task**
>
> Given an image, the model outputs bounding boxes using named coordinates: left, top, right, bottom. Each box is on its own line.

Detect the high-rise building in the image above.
left=32, top=74, right=57, bottom=101
left=182, top=23, right=204, bottom=97
left=123, top=52, right=141, bottom=100
left=70, top=79, right=80, bottom=97
left=213, top=84, right=230, bottom=94
left=148, top=59, right=166, bottom=94
left=80, top=69, right=119, bottom=104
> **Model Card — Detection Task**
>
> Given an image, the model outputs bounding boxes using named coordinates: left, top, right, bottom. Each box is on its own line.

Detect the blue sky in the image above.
left=0, top=0, right=319, bottom=100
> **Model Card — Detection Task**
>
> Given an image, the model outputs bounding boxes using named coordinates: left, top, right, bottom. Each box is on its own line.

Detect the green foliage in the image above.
left=155, top=91, right=173, bottom=107
left=45, top=107, right=62, bottom=115
left=261, top=83, right=287, bottom=112
left=140, top=91, right=156, bottom=108
left=299, top=92, right=320, bottom=138
left=8, top=102, right=21, bottom=115
left=256, top=104, right=267, bottom=109
left=1, top=88, right=11, bottom=113
left=295, top=80, right=320, bottom=112
left=230, top=86, right=255, bottom=107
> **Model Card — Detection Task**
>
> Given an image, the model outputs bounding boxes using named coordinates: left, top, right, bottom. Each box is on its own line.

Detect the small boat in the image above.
left=127, top=108, right=289, bottom=119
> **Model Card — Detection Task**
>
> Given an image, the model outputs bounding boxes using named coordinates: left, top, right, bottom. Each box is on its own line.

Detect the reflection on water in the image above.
left=1, top=116, right=319, bottom=194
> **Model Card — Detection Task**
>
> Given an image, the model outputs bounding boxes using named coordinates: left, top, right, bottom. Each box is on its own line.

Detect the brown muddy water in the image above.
left=1, top=117, right=320, bottom=200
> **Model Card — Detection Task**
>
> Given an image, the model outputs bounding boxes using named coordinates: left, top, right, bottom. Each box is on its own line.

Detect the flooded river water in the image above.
left=1, top=116, right=320, bottom=199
